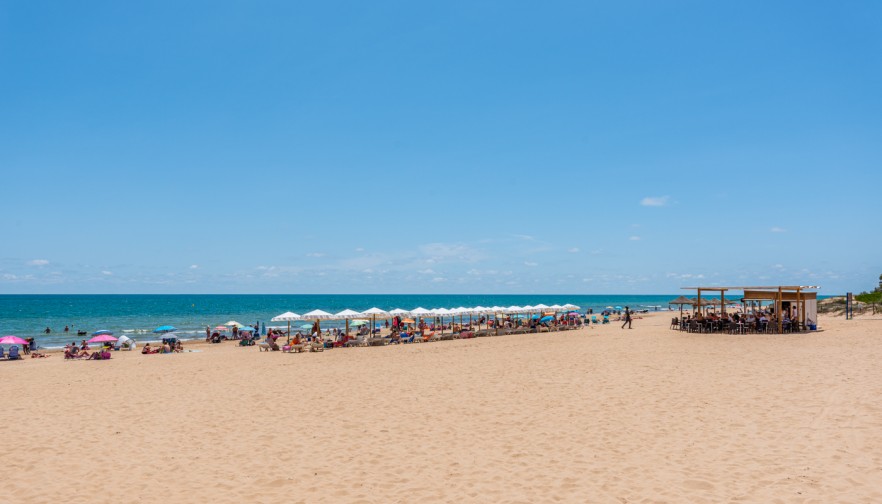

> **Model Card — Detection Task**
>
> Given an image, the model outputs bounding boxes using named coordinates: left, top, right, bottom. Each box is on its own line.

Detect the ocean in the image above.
left=2, top=293, right=699, bottom=348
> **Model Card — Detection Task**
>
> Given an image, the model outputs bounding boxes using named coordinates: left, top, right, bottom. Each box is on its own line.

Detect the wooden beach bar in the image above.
left=682, top=285, right=819, bottom=333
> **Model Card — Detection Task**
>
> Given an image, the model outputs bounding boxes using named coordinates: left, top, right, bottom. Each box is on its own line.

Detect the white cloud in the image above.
left=305, top=252, right=326, bottom=258
left=524, top=261, right=538, bottom=266
left=101, top=271, right=113, bottom=276
left=354, top=247, right=365, bottom=252
left=418, top=269, right=436, bottom=274
left=190, top=264, right=199, bottom=269
left=512, top=234, right=535, bottom=241
left=419, top=242, right=483, bottom=263
left=640, top=196, right=669, bottom=207
left=27, top=259, right=49, bottom=266
left=567, top=247, right=580, bottom=253
left=629, top=236, right=641, bottom=241
left=770, top=227, right=786, bottom=233
left=431, top=277, right=447, bottom=282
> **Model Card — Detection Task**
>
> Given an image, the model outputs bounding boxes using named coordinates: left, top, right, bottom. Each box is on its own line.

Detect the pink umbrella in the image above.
left=87, top=334, right=118, bottom=344
left=0, top=335, right=27, bottom=345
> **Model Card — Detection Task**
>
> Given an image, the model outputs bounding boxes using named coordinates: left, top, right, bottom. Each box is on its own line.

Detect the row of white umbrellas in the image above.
left=271, top=303, right=582, bottom=322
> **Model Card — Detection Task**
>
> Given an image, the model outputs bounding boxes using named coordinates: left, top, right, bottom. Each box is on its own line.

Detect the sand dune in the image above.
left=3, top=313, right=882, bottom=503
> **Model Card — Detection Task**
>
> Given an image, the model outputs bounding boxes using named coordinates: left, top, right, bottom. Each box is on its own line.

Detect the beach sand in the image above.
left=3, top=313, right=882, bottom=503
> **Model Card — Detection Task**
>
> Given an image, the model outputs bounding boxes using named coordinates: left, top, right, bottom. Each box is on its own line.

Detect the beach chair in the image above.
left=602, top=316, right=609, bottom=324
left=7, top=346, right=21, bottom=360
left=290, top=342, right=307, bottom=352
left=258, top=342, right=271, bottom=352
left=0, top=346, right=4, bottom=359
left=345, top=335, right=367, bottom=347
left=670, top=318, right=679, bottom=330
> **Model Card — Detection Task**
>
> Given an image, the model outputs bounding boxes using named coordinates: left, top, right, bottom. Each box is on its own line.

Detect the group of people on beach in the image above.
left=64, top=340, right=111, bottom=360
left=141, top=341, right=184, bottom=354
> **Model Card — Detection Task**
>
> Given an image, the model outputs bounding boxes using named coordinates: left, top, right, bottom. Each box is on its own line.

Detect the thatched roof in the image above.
left=668, top=296, right=694, bottom=305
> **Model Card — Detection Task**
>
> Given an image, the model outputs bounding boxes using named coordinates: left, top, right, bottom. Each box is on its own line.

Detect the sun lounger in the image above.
left=309, top=341, right=324, bottom=352
left=367, top=337, right=388, bottom=346
left=7, top=346, right=22, bottom=360
left=258, top=342, right=271, bottom=352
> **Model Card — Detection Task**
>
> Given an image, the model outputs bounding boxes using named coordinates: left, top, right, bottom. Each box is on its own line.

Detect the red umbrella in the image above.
left=0, top=335, right=27, bottom=345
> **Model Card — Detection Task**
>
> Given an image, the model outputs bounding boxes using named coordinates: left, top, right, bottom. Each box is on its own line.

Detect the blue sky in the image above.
left=1, top=1, right=880, bottom=294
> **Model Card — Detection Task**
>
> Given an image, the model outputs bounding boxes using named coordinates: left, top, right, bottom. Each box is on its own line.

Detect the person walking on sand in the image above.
left=621, top=306, right=632, bottom=329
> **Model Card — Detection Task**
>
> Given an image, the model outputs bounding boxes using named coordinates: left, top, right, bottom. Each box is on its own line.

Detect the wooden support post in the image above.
left=777, top=287, right=783, bottom=334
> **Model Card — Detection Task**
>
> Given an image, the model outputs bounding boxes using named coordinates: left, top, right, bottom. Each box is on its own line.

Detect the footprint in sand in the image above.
left=683, top=479, right=715, bottom=491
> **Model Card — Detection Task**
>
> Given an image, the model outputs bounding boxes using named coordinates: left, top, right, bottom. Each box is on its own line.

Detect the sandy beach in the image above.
left=3, top=312, right=881, bottom=503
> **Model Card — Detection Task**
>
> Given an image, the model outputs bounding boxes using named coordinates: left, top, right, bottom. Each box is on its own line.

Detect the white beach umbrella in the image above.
left=562, top=303, right=580, bottom=310
left=470, top=306, right=490, bottom=330
left=302, top=309, right=334, bottom=319
left=335, top=309, right=363, bottom=319
left=549, top=304, right=564, bottom=311
left=433, top=308, right=452, bottom=334
left=409, top=307, right=434, bottom=330
left=270, top=311, right=301, bottom=337
left=301, top=309, right=334, bottom=334
left=387, top=308, right=409, bottom=330
left=359, top=307, right=390, bottom=336
left=271, top=311, right=301, bottom=322
left=452, top=306, right=470, bottom=328
left=336, top=309, right=366, bottom=337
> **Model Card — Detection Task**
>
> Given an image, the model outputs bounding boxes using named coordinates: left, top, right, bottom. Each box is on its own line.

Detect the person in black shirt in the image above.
left=621, top=306, right=632, bottom=329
